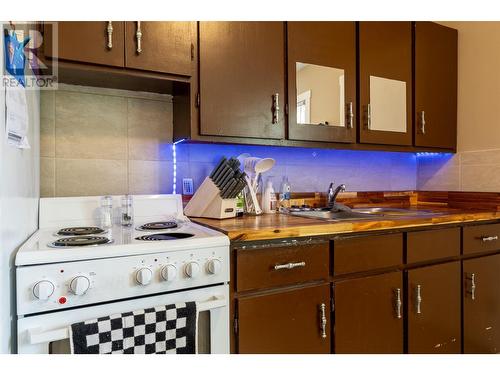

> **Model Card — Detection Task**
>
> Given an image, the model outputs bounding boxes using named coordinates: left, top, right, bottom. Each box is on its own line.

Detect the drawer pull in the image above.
left=319, top=303, right=327, bottom=339
left=415, top=284, right=422, bottom=314
left=481, top=235, right=498, bottom=242
left=466, top=273, right=476, bottom=300
left=106, top=21, right=113, bottom=49
left=274, top=261, right=306, bottom=271
left=394, top=288, right=402, bottom=319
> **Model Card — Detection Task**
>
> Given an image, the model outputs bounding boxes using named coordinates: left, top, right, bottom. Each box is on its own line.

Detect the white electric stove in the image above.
left=16, top=194, right=230, bottom=354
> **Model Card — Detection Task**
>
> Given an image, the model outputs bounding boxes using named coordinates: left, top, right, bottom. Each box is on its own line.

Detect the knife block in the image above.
left=184, top=177, right=237, bottom=219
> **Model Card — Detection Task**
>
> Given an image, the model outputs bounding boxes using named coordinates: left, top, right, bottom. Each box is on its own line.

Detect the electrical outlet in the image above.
left=182, top=178, right=194, bottom=195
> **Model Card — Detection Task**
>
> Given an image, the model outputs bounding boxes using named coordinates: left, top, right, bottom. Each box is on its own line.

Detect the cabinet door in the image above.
left=237, top=284, right=330, bottom=353
left=415, top=22, right=457, bottom=149
left=407, top=262, right=461, bottom=353
left=199, top=22, right=285, bottom=139
left=125, top=22, right=194, bottom=76
left=359, top=22, right=412, bottom=146
left=334, top=271, right=403, bottom=353
left=47, top=22, right=125, bottom=67
left=287, top=22, right=356, bottom=143
left=463, top=254, right=500, bottom=353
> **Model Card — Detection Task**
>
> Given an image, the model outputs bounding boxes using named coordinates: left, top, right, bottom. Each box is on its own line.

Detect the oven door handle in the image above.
left=28, top=295, right=227, bottom=345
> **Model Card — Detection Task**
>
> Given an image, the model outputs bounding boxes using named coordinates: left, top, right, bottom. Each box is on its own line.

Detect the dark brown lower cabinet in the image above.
left=407, top=261, right=461, bottom=353
left=463, top=254, right=500, bottom=354
left=334, top=271, right=403, bottom=353
left=236, top=284, right=330, bottom=354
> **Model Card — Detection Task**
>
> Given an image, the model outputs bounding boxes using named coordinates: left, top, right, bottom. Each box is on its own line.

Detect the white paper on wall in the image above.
left=5, top=85, right=30, bottom=149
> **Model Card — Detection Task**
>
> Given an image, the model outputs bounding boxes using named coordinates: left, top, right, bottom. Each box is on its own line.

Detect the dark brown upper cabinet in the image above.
left=124, top=22, right=194, bottom=76
left=359, top=22, right=413, bottom=146
left=415, top=22, right=457, bottom=150
left=46, top=22, right=125, bottom=67
left=334, top=271, right=404, bottom=353
left=287, top=22, right=356, bottom=143
left=198, top=22, right=286, bottom=139
left=407, top=262, right=461, bottom=354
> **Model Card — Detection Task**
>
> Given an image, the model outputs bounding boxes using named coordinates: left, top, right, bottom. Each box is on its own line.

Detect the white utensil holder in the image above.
left=184, top=177, right=237, bottom=219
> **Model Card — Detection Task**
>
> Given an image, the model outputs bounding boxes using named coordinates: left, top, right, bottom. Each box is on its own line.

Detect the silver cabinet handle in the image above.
left=394, top=288, right=402, bottom=319
left=481, top=235, right=498, bottom=242
left=466, top=273, right=476, bottom=300
left=136, top=21, right=143, bottom=54
left=106, top=21, right=113, bottom=49
left=415, top=284, right=422, bottom=314
left=420, top=110, right=426, bottom=134
left=346, top=102, right=354, bottom=129
left=364, top=104, right=371, bottom=130
left=272, top=93, right=279, bottom=124
left=274, top=261, right=305, bottom=271
left=319, top=303, right=327, bottom=339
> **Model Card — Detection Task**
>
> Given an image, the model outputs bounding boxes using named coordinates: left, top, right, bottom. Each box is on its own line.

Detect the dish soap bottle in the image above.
left=279, top=176, right=291, bottom=211
left=262, top=177, right=277, bottom=214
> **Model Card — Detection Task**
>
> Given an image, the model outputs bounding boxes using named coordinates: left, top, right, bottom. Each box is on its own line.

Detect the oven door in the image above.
left=18, top=284, right=229, bottom=354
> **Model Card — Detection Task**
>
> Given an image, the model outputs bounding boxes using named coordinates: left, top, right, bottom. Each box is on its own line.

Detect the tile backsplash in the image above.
left=40, top=84, right=173, bottom=197
left=41, top=84, right=420, bottom=197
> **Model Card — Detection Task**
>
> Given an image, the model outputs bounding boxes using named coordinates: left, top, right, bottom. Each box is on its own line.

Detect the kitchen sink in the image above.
left=289, top=207, right=439, bottom=221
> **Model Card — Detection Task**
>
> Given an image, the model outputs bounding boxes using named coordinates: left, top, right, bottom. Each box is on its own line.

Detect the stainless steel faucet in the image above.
left=327, top=182, right=346, bottom=209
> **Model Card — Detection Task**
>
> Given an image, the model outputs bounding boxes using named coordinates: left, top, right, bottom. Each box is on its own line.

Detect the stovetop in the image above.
left=16, top=220, right=228, bottom=266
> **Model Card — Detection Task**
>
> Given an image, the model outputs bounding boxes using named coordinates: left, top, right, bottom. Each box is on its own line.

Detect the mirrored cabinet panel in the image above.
left=296, top=62, right=345, bottom=127
left=288, top=22, right=356, bottom=143
left=368, top=76, right=407, bottom=133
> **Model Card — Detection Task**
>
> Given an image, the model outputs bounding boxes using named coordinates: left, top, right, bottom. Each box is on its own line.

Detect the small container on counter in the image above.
left=121, top=195, right=134, bottom=227
left=100, top=195, right=113, bottom=229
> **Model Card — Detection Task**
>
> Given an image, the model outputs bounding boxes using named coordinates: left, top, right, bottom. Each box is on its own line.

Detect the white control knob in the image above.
left=69, top=276, right=91, bottom=296
left=33, top=280, right=55, bottom=301
left=207, top=259, right=222, bottom=275
left=184, top=261, right=200, bottom=278
left=136, top=267, right=153, bottom=286
left=161, top=264, right=177, bottom=281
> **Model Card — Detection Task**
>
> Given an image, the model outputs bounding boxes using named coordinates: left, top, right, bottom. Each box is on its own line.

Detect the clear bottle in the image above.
left=100, top=195, right=113, bottom=229
left=121, top=195, right=134, bottom=227
left=262, top=177, right=277, bottom=214
left=279, top=176, right=291, bottom=211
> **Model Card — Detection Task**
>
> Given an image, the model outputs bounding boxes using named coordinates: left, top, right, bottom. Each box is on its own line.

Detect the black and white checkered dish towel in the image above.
left=69, top=302, right=197, bottom=354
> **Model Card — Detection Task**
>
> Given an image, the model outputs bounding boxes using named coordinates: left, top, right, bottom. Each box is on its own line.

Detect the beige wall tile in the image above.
left=128, top=98, right=173, bottom=161
left=55, top=91, right=127, bottom=160
left=129, top=160, right=172, bottom=195
left=40, top=157, right=55, bottom=197
left=461, top=164, right=500, bottom=192
left=417, top=155, right=461, bottom=191
left=55, top=159, right=127, bottom=197
left=40, top=91, right=55, bottom=158
left=460, top=149, right=500, bottom=166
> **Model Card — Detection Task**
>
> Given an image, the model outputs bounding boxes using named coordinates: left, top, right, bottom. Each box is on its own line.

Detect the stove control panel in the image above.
left=17, top=245, right=229, bottom=316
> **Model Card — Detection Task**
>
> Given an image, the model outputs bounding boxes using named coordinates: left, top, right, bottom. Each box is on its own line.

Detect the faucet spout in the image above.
left=327, top=183, right=346, bottom=209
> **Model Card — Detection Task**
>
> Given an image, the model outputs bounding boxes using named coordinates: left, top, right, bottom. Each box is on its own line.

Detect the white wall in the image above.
left=0, top=34, right=40, bottom=353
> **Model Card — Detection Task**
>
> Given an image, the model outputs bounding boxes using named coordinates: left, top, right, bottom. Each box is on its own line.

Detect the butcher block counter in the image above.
left=191, top=191, right=500, bottom=241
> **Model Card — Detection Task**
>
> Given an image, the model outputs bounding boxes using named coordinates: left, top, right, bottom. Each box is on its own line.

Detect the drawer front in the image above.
left=407, top=227, right=460, bottom=263
left=463, top=223, right=500, bottom=255
left=236, top=243, right=329, bottom=292
left=333, top=233, right=403, bottom=276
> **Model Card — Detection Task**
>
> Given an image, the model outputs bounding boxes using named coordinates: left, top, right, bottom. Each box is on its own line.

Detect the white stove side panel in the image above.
left=39, top=194, right=184, bottom=228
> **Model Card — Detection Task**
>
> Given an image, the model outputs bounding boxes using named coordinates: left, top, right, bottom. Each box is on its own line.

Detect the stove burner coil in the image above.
left=137, top=221, right=179, bottom=231
left=57, top=227, right=105, bottom=236
left=135, top=233, right=194, bottom=241
left=49, top=236, right=113, bottom=248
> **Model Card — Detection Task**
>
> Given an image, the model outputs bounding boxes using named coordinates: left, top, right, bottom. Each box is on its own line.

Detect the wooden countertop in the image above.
left=192, top=207, right=500, bottom=242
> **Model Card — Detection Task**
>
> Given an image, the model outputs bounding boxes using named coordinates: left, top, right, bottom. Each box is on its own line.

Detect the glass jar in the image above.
left=121, top=195, right=134, bottom=227
left=100, top=195, right=113, bottom=229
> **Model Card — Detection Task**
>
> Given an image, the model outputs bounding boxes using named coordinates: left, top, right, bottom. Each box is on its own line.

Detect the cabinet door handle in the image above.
left=481, top=235, right=498, bottom=242
left=415, top=284, right=422, bottom=314
left=274, top=261, right=305, bottom=271
left=346, top=102, right=354, bottom=129
left=136, top=21, right=143, bottom=54
left=420, top=110, right=426, bottom=134
left=272, top=93, right=279, bottom=124
left=466, top=273, right=476, bottom=300
left=364, top=104, right=371, bottom=130
left=394, top=288, right=402, bottom=319
left=319, top=303, right=327, bottom=339
left=106, top=21, right=113, bottom=50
